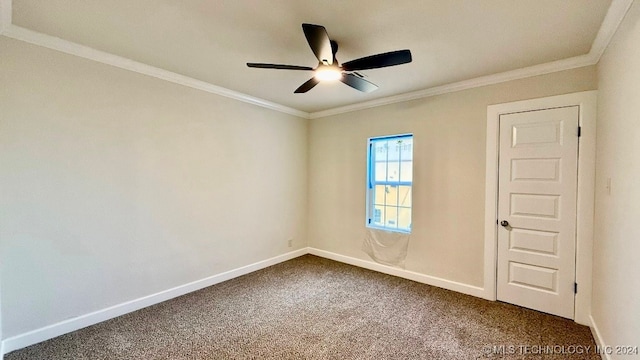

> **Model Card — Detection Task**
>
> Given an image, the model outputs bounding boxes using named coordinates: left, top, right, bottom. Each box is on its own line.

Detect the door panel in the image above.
left=511, top=158, right=561, bottom=182
left=508, top=262, right=557, bottom=292
left=509, top=228, right=558, bottom=255
left=510, top=193, right=560, bottom=219
left=497, top=106, right=578, bottom=319
left=511, top=121, right=562, bottom=147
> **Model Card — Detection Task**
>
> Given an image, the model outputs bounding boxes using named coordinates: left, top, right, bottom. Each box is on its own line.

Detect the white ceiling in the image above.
left=8, top=0, right=613, bottom=113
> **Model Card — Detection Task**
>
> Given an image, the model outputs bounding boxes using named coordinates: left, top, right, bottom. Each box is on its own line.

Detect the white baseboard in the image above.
left=307, top=247, right=486, bottom=299
left=589, top=315, right=610, bottom=360
left=0, top=248, right=308, bottom=355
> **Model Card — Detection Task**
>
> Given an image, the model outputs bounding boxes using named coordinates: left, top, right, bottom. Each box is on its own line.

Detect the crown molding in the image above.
left=0, top=0, right=11, bottom=34
left=309, top=54, right=596, bottom=119
left=590, top=0, right=635, bottom=61
left=1, top=0, right=633, bottom=120
left=1, top=24, right=309, bottom=119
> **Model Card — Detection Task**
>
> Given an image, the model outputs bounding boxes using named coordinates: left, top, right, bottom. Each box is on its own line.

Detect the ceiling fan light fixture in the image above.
left=247, top=23, right=412, bottom=93
left=314, top=67, right=342, bottom=82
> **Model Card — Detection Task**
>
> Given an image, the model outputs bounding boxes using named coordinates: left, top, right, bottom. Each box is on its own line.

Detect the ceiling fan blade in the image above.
left=341, top=73, right=378, bottom=93
left=294, top=77, right=320, bottom=93
left=247, top=63, right=314, bottom=71
left=302, top=23, right=333, bottom=65
left=330, top=40, right=339, bottom=60
left=341, top=50, right=412, bottom=71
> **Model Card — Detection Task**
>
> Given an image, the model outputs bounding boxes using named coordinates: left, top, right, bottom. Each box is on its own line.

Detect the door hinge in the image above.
left=574, top=282, right=578, bottom=294
left=577, top=126, right=582, bottom=137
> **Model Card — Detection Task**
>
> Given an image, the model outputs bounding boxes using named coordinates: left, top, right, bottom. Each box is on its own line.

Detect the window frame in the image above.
left=365, top=133, right=413, bottom=233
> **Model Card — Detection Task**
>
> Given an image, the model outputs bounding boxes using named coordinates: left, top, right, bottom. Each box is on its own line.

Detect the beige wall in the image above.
left=308, top=66, right=597, bottom=287
left=0, top=37, right=308, bottom=338
left=593, top=1, right=640, bottom=354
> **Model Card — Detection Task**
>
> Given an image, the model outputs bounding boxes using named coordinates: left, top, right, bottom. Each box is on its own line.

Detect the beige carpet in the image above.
left=6, top=255, right=600, bottom=359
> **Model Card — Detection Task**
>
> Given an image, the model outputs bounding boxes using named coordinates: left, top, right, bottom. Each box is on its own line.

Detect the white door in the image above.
left=497, top=106, right=579, bottom=319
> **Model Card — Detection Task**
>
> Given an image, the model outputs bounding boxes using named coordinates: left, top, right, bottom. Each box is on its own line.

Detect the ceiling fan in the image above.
left=247, top=23, right=412, bottom=93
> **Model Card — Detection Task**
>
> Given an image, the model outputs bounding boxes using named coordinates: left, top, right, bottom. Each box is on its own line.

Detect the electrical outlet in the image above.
left=287, top=239, right=293, bottom=247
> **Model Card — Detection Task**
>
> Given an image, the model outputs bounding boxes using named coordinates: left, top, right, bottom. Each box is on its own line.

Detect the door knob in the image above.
left=500, top=220, right=509, bottom=227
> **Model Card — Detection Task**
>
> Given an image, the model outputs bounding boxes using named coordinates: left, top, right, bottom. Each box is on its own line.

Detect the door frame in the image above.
left=483, top=91, right=597, bottom=325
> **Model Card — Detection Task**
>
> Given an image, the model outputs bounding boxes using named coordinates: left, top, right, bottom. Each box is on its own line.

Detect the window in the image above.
left=366, top=134, right=413, bottom=233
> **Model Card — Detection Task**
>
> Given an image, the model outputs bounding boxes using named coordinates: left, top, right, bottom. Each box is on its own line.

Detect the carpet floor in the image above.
left=5, top=255, right=600, bottom=359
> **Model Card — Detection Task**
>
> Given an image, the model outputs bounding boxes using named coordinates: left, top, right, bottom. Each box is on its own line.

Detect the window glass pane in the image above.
left=385, top=206, right=398, bottom=228
left=387, top=161, right=400, bottom=182
left=374, top=162, right=387, bottom=182
left=399, top=186, right=412, bottom=207
left=387, top=140, right=400, bottom=161
left=400, top=161, right=413, bottom=183
left=374, top=185, right=386, bottom=205
left=374, top=141, right=387, bottom=162
left=386, top=185, right=398, bottom=206
left=367, top=134, right=413, bottom=233
left=398, top=208, right=412, bottom=230
left=373, top=205, right=385, bottom=227
left=400, top=139, right=413, bottom=161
